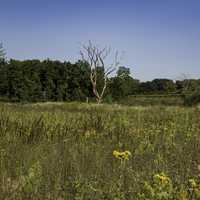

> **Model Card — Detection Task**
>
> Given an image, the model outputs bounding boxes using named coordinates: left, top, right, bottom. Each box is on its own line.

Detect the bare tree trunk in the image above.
left=80, top=41, right=119, bottom=103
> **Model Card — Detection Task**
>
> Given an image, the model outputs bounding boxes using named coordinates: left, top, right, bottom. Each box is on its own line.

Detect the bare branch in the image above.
left=80, top=41, right=120, bottom=103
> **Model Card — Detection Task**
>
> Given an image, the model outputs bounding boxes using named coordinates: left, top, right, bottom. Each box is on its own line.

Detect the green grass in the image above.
left=117, top=95, right=184, bottom=106
left=0, top=102, right=200, bottom=199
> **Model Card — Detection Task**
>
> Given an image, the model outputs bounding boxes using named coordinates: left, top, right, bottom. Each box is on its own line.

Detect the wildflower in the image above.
left=113, top=150, right=132, bottom=160
left=189, top=179, right=197, bottom=188
left=154, top=173, right=170, bottom=185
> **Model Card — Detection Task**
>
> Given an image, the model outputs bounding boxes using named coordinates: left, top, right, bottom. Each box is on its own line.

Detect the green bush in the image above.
left=184, top=90, right=200, bottom=106
left=104, top=94, right=113, bottom=104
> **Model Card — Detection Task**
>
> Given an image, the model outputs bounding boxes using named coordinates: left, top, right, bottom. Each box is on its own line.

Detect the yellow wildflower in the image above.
left=189, top=179, right=197, bottom=188
left=154, top=173, right=170, bottom=185
left=113, top=150, right=132, bottom=160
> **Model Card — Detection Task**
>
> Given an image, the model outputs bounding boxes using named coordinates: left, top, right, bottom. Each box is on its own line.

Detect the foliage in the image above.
left=0, top=43, right=6, bottom=62
left=138, top=173, right=174, bottom=200
left=0, top=42, right=200, bottom=103
left=109, top=66, right=140, bottom=100
left=138, top=173, right=200, bottom=200
left=117, top=66, right=131, bottom=77
left=183, top=88, right=200, bottom=106
left=0, top=59, right=92, bottom=102
left=0, top=56, right=199, bottom=103
left=139, top=79, right=176, bottom=94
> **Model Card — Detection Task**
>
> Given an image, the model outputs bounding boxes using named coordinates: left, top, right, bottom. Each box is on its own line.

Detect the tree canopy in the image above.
left=0, top=43, right=6, bottom=63
left=0, top=58, right=199, bottom=102
left=0, top=43, right=199, bottom=103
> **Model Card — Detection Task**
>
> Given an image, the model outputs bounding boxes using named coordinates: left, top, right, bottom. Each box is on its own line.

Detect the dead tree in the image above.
left=80, top=41, right=120, bottom=103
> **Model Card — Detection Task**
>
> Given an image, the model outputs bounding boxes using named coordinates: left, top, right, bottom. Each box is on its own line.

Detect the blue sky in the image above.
left=0, top=0, right=200, bottom=81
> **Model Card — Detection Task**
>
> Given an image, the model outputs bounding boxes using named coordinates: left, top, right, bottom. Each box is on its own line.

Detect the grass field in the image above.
left=117, top=95, right=184, bottom=106
left=1, top=102, right=200, bottom=200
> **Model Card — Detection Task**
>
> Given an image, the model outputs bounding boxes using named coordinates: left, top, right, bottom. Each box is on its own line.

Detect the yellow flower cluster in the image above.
left=154, top=173, right=170, bottom=185
left=189, top=179, right=197, bottom=188
left=113, top=150, right=132, bottom=160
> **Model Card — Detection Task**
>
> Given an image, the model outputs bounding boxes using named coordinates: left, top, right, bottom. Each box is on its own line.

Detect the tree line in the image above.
left=0, top=43, right=199, bottom=103
left=0, top=59, right=200, bottom=102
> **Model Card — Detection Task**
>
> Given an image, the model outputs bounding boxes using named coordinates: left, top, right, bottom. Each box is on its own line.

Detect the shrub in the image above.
left=184, top=90, right=200, bottom=106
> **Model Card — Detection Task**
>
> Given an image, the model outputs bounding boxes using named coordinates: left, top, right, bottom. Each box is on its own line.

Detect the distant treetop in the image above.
left=0, top=43, right=6, bottom=61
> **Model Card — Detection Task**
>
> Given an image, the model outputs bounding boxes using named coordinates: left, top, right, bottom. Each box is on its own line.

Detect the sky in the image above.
left=0, top=0, right=200, bottom=81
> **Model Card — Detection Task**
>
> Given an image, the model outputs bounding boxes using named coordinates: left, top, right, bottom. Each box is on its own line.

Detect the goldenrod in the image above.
left=154, top=173, right=170, bottom=185
left=189, top=179, right=197, bottom=188
left=113, top=150, right=132, bottom=160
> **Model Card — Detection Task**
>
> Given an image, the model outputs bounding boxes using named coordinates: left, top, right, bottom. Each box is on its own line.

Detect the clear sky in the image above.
left=0, top=0, right=200, bottom=81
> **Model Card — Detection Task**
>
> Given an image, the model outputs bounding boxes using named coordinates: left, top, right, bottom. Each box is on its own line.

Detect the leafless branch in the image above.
left=80, top=41, right=120, bottom=103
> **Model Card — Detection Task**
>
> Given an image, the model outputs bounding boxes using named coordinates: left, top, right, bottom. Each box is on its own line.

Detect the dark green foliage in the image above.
left=67, top=60, right=92, bottom=101
left=0, top=43, right=7, bottom=97
left=117, top=66, right=130, bottom=77
left=178, top=79, right=200, bottom=106
left=0, top=54, right=199, bottom=103
left=6, top=60, right=43, bottom=101
left=183, top=89, right=200, bottom=106
left=176, top=79, right=200, bottom=94
left=109, top=76, right=140, bottom=99
left=0, top=59, right=92, bottom=102
left=108, top=67, right=140, bottom=100
left=139, top=79, right=176, bottom=94
left=0, top=43, right=6, bottom=62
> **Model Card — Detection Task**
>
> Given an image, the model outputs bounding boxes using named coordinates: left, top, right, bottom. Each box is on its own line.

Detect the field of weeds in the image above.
left=0, top=102, right=200, bottom=200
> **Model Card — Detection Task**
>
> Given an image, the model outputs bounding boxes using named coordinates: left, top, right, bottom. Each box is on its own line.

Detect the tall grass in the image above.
left=0, top=102, right=200, bottom=199
left=117, top=95, right=184, bottom=106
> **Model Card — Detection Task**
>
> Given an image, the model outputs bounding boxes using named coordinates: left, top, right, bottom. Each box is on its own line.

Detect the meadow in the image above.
left=117, top=95, right=184, bottom=106
left=0, top=102, right=200, bottom=200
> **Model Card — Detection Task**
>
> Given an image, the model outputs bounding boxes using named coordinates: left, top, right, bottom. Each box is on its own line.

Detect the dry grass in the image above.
left=0, top=102, right=200, bottom=199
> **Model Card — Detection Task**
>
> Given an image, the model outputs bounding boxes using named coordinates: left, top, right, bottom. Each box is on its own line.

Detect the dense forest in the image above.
left=0, top=59, right=200, bottom=102
left=0, top=44, right=200, bottom=103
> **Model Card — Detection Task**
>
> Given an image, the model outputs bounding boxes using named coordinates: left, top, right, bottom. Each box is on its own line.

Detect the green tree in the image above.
left=0, top=43, right=6, bottom=62
left=0, top=44, right=7, bottom=99
left=139, top=79, right=176, bottom=94
left=109, top=67, right=139, bottom=99
left=117, top=66, right=130, bottom=77
left=151, top=79, right=176, bottom=93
